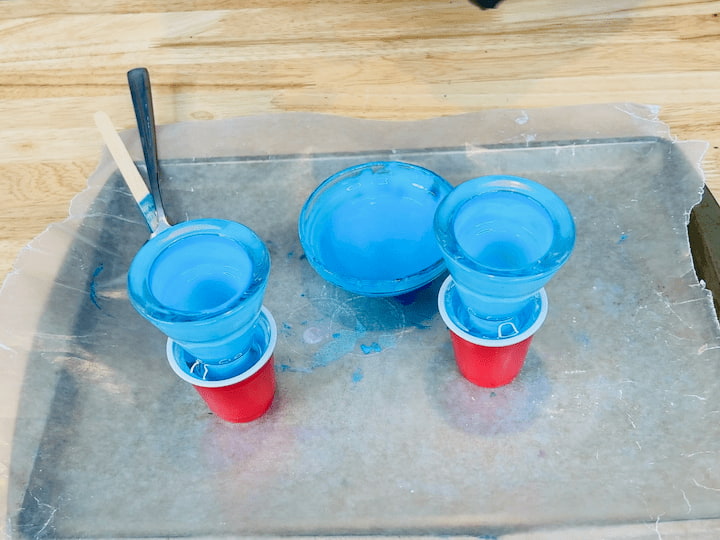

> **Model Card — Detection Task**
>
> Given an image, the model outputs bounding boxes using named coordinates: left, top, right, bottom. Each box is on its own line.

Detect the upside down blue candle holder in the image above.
left=434, top=175, right=575, bottom=341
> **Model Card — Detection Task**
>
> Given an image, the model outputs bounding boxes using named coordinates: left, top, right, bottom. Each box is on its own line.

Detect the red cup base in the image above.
left=449, top=331, right=533, bottom=388
left=193, top=354, right=276, bottom=423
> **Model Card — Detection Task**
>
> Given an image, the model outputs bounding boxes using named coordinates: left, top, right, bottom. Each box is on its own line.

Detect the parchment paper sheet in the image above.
left=1, top=104, right=719, bottom=538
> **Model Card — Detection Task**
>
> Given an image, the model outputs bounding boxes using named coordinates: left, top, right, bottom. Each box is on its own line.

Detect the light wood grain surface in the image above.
left=1, top=0, right=719, bottom=282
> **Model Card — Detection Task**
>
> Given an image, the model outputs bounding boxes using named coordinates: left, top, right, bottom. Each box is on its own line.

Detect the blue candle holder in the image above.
left=434, top=175, right=575, bottom=340
left=127, top=218, right=271, bottom=370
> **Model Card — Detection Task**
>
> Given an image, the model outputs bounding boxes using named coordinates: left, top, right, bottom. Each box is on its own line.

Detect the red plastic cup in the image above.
left=448, top=332, right=533, bottom=388
left=166, top=307, right=277, bottom=423
left=438, top=277, right=547, bottom=388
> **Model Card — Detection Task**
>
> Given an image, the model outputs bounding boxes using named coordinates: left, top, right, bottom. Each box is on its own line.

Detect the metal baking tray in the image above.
left=6, top=135, right=720, bottom=538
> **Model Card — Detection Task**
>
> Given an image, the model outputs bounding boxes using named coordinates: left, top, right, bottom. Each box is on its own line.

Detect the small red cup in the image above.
left=448, top=332, right=533, bottom=387
left=166, top=307, right=278, bottom=423
left=438, top=277, right=547, bottom=388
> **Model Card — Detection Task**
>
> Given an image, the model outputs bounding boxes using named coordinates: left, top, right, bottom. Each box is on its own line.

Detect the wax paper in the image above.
left=1, top=104, right=719, bottom=539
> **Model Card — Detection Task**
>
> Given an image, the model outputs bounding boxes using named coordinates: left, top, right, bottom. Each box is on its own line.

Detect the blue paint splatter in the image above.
left=360, top=342, right=382, bottom=354
left=618, top=233, right=629, bottom=244
left=332, top=332, right=341, bottom=339
left=277, top=363, right=312, bottom=373
left=352, top=368, right=364, bottom=383
left=280, top=322, right=293, bottom=337
left=89, top=263, right=104, bottom=309
left=313, top=330, right=357, bottom=368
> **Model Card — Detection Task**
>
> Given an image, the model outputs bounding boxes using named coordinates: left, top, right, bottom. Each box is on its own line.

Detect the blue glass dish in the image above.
left=298, top=161, right=453, bottom=296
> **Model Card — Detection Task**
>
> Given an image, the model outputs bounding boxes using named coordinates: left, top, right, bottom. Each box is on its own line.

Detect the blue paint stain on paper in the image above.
left=89, top=263, right=104, bottom=309
left=277, top=363, right=312, bottom=373
left=280, top=322, right=293, bottom=336
left=360, top=342, right=382, bottom=354
left=281, top=314, right=399, bottom=374
left=313, top=329, right=358, bottom=368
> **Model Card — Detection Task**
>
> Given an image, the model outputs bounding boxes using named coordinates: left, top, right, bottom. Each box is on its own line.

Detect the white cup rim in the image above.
left=166, top=306, right=277, bottom=388
left=438, top=276, right=548, bottom=347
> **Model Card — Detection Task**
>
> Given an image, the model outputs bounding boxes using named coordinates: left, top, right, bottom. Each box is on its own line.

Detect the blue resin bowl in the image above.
left=298, top=161, right=453, bottom=296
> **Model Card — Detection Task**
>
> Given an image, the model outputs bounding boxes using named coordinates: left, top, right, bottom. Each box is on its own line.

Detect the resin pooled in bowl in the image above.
left=299, top=161, right=453, bottom=296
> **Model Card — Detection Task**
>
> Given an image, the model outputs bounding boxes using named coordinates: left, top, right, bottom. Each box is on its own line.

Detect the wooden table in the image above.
left=1, top=0, right=719, bottom=281
left=3, top=3, right=720, bottom=537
